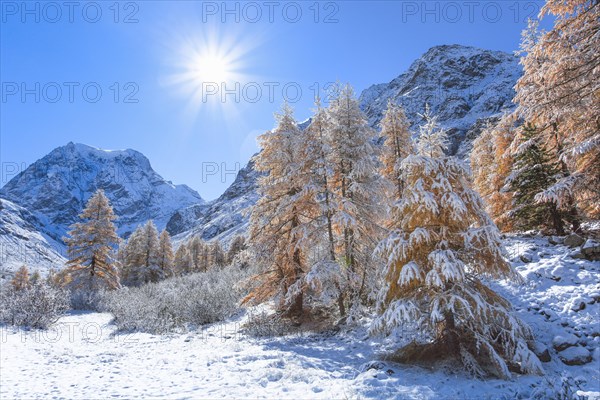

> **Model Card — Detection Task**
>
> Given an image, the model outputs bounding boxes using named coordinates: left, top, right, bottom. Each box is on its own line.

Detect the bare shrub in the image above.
left=102, top=266, right=247, bottom=334
left=0, top=282, right=70, bottom=329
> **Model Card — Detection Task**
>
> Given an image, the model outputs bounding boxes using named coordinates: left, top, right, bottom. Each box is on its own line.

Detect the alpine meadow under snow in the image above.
left=1, top=0, right=599, bottom=398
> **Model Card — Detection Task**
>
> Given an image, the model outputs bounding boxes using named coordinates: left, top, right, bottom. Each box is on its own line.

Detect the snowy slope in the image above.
left=0, top=142, right=204, bottom=243
left=0, top=198, right=66, bottom=278
left=1, top=235, right=598, bottom=399
left=168, top=159, right=259, bottom=246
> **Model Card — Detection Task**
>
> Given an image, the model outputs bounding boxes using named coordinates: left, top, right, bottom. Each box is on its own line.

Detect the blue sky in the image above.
left=1, top=0, right=546, bottom=200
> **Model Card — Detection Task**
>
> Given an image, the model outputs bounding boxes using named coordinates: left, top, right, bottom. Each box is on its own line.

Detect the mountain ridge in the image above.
left=1, top=142, right=203, bottom=245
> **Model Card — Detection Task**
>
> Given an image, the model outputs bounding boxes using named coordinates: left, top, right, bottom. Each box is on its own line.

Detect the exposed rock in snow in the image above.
left=581, top=239, right=600, bottom=261
left=558, top=346, right=593, bottom=366
left=552, top=334, right=580, bottom=352
left=564, top=233, right=585, bottom=248
left=532, top=342, right=552, bottom=363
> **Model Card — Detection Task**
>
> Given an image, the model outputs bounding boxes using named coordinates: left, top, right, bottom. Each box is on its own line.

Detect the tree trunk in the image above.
left=442, top=310, right=459, bottom=355
left=552, top=122, right=581, bottom=233
left=550, top=204, right=565, bottom=235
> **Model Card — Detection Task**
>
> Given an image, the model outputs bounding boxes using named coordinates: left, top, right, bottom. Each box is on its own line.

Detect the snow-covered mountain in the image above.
left=359, top=44, right=521, bottom=156
left=169, top=44, right=522, bottom=243
left=168, top=159, right=259, bottom=246
left=0, top=142, right=204, bottom=247
left=0, top=197, right=66, bottom=277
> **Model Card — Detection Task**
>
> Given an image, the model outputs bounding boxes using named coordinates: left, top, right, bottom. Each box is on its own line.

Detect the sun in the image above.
left=163, top=26, right=262, bottom=120
left=192, top=53, right=233, bottom=84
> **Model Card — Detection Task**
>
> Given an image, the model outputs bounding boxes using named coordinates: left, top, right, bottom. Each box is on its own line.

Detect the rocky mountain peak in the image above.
left=0, top=142, right=204, bottom=243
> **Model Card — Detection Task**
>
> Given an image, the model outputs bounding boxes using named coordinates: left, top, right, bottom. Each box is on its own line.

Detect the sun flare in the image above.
left=192, top=53, right=233, bottom=84
left=164, top=27, right=262, bottom=116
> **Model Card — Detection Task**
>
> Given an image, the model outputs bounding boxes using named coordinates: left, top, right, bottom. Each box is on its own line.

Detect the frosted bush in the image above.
left=103, top=266, right=247, bottom=334
left=0, top=282, right=70, bottom=329
left=243, top=309, right=292, bottom=337
left=70, top=288, right=107, bottom=311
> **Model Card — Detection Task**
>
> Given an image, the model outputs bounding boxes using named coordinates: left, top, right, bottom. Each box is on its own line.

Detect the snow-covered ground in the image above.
left=1, top=235, right=599, bottom=399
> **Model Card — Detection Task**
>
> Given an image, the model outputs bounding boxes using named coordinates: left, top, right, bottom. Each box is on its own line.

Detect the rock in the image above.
left=581, top=239, right=600, bottom=261
left=564, top=233, right=585, bottom=248
left=532, top=343, right=552, bottom=362
left=570, top=250, right=586, bottom=260
left=552, top=334, right=579, bottom=351
left=361, top=361, right=386, bottom=372
left=558, top=346, right=592, bottom=366
left=571, top=301, right=586, bottom=312
left=548, top=236, right=565, bottom=245
left=538, top=349, right=552, bottom=363
left=520, top=254, right=533, bottom=263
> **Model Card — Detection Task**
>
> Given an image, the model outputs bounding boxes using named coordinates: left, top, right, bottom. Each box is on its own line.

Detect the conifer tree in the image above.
left=304, top=97, right=336, bottom=263
left=471, top=113, right=517, bottom=231
left=11, top=265, right=30, bottom=291
left=188, top=236, right=208, bottom=272
left=508, top=123, right=565, bottom=234
left=120, top=228, right=142, bottom=285
left=30, top=270, right=41, bottom=285
left=245, top=103, right=311, bottom=318
left=122, top=221, right=162, bottom=285
left=173, top=243, right=192, bottom=275
left=210, top=241, right=226, bottom=268
left=297, top=97, right=344, bottom=313
left=380, top=100, right=413, bottom=198
left=515, top=0, right=599, bottom=220
left=158, top=230, right=174, bottom=277
left=325, top=84, right=385, bottom=314
left=227, top=235, right=246, bottom=265
left=200, top=241, right=211, bottom=271
left=372, top=108, right=541, bottom=378
left=64, top=189, right=120, bottom=290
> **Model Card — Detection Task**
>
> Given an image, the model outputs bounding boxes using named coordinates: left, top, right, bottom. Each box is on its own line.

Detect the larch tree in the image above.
left=372, top=107, right=542, bottom=378
left=158, top=230, right=174, bottom=278
left=188, top=236, right=209, bottom=272
left=30, top=270, right=41, bottom=285
left=325, top=84, right=385, bottom=315
left=173, top=243, right=192, bottom=275
left=122, top=221, right=162, bottom=285
left=299, top=97, right=344, bottom=314
left=210, top=241, right=226, bottom=268
left=244, top=103, right=311, bottom=318
left=515, top=0, right=599, bottom=221
left=120, top=227, right=143, bottom=285
left=139, top=221, right=161, bottom=282
left=64, top=189, right=120, bottom=290
left=200, top=241, right=211, bottom=271
left=11, top=265, right=30, bottom=291
left=227, top=235, right=246, bottom=265
left=508, top=123, right=566, bottom=234
left=470, top=113, right=517, bottom=231
left=380, top=99, right=413, bottom=199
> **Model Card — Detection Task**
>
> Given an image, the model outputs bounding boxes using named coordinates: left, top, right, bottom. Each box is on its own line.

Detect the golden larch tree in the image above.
left=372, top=107, right=542, bottom=378
left=64, top=189, right=120, bottom=290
